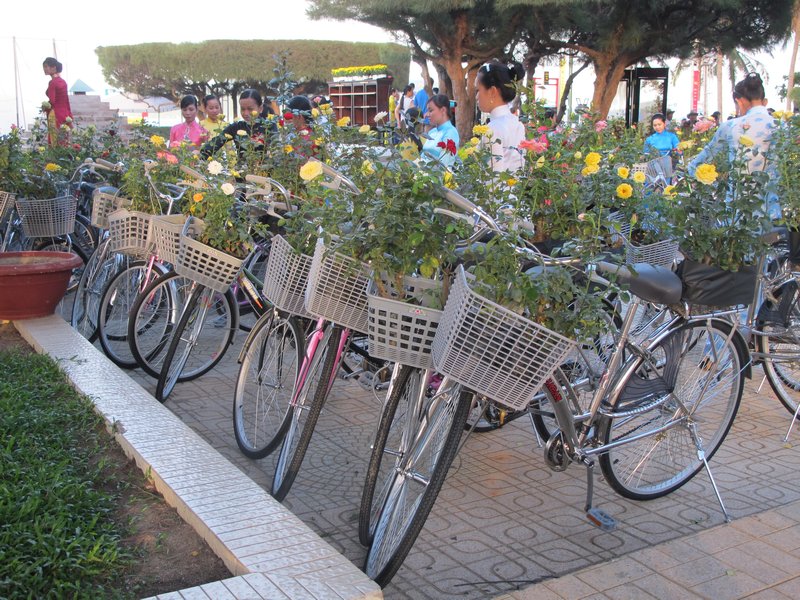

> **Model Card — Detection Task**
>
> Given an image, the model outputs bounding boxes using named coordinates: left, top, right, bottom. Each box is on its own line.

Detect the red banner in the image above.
left=691, top=70, right=700, bottom=113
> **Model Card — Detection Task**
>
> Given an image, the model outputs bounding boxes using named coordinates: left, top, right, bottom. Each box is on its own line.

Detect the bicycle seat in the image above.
left=597, top=261, right=682, bottom=305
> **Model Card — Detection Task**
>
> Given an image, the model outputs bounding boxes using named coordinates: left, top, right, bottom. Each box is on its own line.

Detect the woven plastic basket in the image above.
left=262, top=235, right=313, bottom=317
left=15, top=196, right=77, bottom=238
left=91, top=191, right=130, bottom=229
left=305, top=239, right=371, bottom=333
left=624, top=238, right=679, bottom=268
left=431, top=265, right=577, bottom=411
left=367, top=276, right=443, bottom=369
left=0, top=191, right=16, bottom=224
left=175, top=220, right=244, bottom=294
left=107, top=209, right=154, bottom=258
left=151, top=214, right=190, bottom=265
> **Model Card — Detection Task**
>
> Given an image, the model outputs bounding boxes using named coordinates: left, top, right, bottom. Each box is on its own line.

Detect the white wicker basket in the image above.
left=431, top=265, right=577, bottom=411
left=91, top=191, right=131, bottom=229
left=175, top=219, right=244, bottom=294
left=367, top=275, right=443, bottom=369
left=305, top=239, right=371, bottom=333
left=624, top=237, right=679, bottom=268
left=0, top=191, right=16, bottom=224
left=262, top=235, right=313, bottom=317
left=15, top=196, right=77, bottom=238
left=107, top=209, right=154, bottom=258
left=151, top=214, right=191, bottom=265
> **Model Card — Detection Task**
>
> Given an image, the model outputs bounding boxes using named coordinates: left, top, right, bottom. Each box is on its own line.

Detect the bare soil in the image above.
left=0, top=322, right=232, bottom=598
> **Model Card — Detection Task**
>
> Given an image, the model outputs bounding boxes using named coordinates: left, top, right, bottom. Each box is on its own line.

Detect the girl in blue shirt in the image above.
left=643, top=113, right=680, bottom=157
left=422, top=94, right=460, bottom=167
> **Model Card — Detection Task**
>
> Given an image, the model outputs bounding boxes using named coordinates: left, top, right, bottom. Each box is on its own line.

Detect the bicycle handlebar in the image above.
left=180, top=165, right=206, bottom=181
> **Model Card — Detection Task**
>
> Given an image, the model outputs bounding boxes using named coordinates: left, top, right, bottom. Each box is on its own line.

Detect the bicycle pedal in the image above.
left=586, top=508, right=616, bottom=532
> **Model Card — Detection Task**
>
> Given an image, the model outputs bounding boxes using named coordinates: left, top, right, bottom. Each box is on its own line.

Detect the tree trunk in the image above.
left=440, top=57, right=477, bottom=144
left=788, top=3, right=800, bottom=111
left=556, top=60, right=590, bottom=125
left=590, top=55, right=631, bottom=120
left=433, top=63, right=452, bottom=98
left=412, top=51, right=434, bottom=93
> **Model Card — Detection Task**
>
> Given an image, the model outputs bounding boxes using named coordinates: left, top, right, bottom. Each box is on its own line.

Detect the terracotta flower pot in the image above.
left=0, top=251, right=83, bottom=320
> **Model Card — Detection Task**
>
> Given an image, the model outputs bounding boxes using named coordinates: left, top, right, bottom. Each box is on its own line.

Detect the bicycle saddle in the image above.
left=597, top=261, right=682, bottom=305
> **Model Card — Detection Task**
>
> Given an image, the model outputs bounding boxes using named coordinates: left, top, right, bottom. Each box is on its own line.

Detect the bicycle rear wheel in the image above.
left=155, top=285, right=237, bottom=402
left=97, top=260, right=167, bottom=368
left=128, top=271, right=194, bottom=378
left=271, top=324, right=342, bottom=501
left=599, top=318, right=745, bottom=500
left=758, top=279, right=800, bottom=415
left=364, top=379, right=471, bottom=588
left=233, top=312, right=304, bottom=459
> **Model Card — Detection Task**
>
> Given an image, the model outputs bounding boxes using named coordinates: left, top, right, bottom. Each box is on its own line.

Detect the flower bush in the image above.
left=331, top=64, right=388, bottom=78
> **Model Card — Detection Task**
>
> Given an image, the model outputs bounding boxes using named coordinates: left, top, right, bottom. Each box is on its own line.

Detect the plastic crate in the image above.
left=151, top=214, right=190, bottom=265
left=624, top=238, right=679, bottom=268
left=107, top=209, right=154, bottom=258
left=305, top=239, right=371, bottom=333
left=15, top=196, right=77, bottom=238
left=91, top=191, right=130, bottom=229
left=431, top=265, right=576, bottom=411
left=262, top=235, right=313, bottom=317
left=175, top=221, right=244, bottom=294
left=367, top=276, right=443, bottom=369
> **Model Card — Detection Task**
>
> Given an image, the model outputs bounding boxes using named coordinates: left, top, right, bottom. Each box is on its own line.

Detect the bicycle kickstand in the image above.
left=583, top=458, right=616, bottom=532
left=689, top=422, right=732, bottom=523
left=782, top=401, right=800, bottom=442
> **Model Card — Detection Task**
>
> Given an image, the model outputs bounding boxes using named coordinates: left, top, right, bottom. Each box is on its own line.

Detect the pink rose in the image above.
left=594, top=120, right=608, bottom=132
left=519, top=135, right=549, bottom=154
left=693, top=119, right=714, bottom=133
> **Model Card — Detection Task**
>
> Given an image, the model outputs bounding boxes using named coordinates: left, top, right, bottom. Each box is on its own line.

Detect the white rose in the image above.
left=374, top=111, right=388, bottom=123
left=221, top=182, right=235, bottom=195
left=207, top=160, right=223, bottom=175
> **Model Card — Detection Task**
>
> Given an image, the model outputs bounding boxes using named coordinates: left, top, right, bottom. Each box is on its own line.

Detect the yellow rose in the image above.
left=284, top=144, right=294, bottom=154
left=150, top=134, right=165, bottom=147
left=581, top=163, right=599, bottom=176
left=616, top=183, right=633, bottom=199
left=361, top=159, right=375, bottom=176
left=399, top=140, right=419, bottom=161
left=535, top=155, right=545, bottom=169
left=321, top=104, right=334, bottom=115
left=236, top=130, right=247, bottom=136
left=299, top=160, right=324, bottom=181
left=250, top=110, right=259, bottom=117
left=314, top=137, right=324, bottom=146
left=506, top=177, right=518, bottom=187
left=311, top=108, right=320, bottom=118
left=336, top=116, right=351, bottom=127
left=584, top=151, right=601, bottom=166
left=44, top=162, right=61, bottom=172
left=358, top=124, right=371, bottom=134
left=443, top=170, right=455, bottom=189
left=694, top=163, right=718, bottom=185
left=738, top=135, right=754, bottom=147
left=574, top=151, right=583, bottom=160
left=617, top=166, right=630, bottom=179
left=632, top=171, right=646, bottom=184
left=663, top=185, right=677, bottom=197
left=192, top=192, right=204, bottom=202
left=469, top=136, right=480, bottom=146
left=472, top=124, right=492, bottom=138
left=224, top=133, right=233, bottom=140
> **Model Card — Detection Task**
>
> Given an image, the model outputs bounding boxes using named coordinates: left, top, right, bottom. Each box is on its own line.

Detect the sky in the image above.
left=1, top=1, right=796, bottom=133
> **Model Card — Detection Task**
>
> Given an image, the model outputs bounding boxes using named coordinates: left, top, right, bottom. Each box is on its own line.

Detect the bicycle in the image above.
left=360, top=192, right=748, bottom=588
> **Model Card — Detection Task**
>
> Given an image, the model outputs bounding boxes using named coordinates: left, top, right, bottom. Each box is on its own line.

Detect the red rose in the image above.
left=437, top=139, right=457, bottom=155
left=72, top=143, right=81, bottom=150
left=101, top=150, right=110, bottom=158
left=284, top=112, right=294, bottom=120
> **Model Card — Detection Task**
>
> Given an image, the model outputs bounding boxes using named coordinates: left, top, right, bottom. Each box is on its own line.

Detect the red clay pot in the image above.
left=0, top=251, right=83, bottom=320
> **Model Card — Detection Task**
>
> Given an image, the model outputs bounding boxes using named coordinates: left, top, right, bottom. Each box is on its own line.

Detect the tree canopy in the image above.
left=96, top=39, right=410, bottom=107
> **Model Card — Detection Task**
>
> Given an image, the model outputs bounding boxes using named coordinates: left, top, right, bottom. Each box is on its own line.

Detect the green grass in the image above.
left=0, top=350, right=131, bottom=599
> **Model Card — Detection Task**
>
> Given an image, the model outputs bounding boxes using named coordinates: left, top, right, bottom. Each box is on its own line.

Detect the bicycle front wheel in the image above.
left=364, top=379, right=471, bottom=588
left=758, top=279, right=800, bottom=415
left=271, top=324, right=343, bottom=502
left=155, top=285, right=237, bottom=402
left=97, top=260, right=167, bottom=368
left=71, top=240, right=123, bottom=342
left=233, top=312, right=304, bottom=459
left=599, top=317, right=746, bottom=500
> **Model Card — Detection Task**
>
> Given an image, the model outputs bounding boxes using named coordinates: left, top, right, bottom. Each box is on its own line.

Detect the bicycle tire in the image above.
left=271, top=324, right=343, bottom=501
left=598, top=317, right=745, bottom=500
left=155, top=285, right=237, bottom=402
left=758, top=279, right=800, bottom=415
left=32, top=236, right=88, bottom=293
left=359, top=364, right=417, bottom=546
left=364, top=380, right=471, bottom=588
left=97, top=260, right=168, bottom=368
left=233, top=312, right=304, bottom=459
left=128, top=271, right=193, bottom=378
left=73, top=213, right=98, bottom=256
left=71, top=241, right=123, bottom=342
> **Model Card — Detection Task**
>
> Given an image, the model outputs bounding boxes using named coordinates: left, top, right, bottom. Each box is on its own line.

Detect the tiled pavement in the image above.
left=121, top=317, right=800, bottom=599
left=21, top=306, right=800, bottom=599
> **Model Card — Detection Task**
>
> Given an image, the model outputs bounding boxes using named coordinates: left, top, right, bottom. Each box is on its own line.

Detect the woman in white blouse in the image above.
left=475, top=61, right=525, bottom=173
